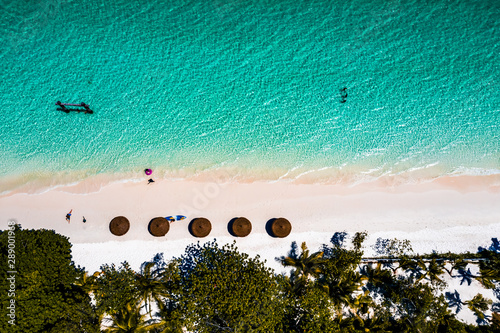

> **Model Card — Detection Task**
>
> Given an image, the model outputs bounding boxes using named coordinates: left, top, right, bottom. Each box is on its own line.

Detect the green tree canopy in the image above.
left=0, top=224, right=96, bottom=332
left=94, top=261, right=140, bottom=316
left=2, top=226, right=499, bottom=332
left=103, top=299, right=159, bottom=333
left=176, top=240, right=285, bottom=332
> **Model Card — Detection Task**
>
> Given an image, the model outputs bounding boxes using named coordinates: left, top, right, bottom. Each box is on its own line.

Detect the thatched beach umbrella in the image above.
left=109, top=216, right=130, bottom=236
left=189, top=218, right=212, bottom=238
left=148, top=217, right=170, bottom=237
left=230, top=217, right=252, bottom=237
left=270, top=218, right=292, bottom=238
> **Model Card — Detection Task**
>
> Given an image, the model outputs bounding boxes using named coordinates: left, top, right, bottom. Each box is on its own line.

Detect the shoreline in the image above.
left=1, top=174, right=499, bottom=243
left=1, top=166, right=499, bottom=197
left=1, top=169, right=498, bottom=328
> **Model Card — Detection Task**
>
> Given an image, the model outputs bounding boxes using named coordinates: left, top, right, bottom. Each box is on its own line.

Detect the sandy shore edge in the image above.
left=1, top=175, right=498, bottom=244
left=1, top=176, right=498, bottom=325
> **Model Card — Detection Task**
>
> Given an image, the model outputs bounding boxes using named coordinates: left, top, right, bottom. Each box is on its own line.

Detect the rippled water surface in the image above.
left=0, top=0, right=499, bottom=192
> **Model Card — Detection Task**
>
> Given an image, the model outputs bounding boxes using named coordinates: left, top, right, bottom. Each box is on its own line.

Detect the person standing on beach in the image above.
left=66, top=209, right=72, bottom=223
left=83, top=216, right=86, bottom=223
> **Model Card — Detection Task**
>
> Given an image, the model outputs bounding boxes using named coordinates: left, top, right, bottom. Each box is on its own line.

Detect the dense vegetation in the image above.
left=1, top=225, right=500, bottom=332
left=0, top=224, right=95, bottom=332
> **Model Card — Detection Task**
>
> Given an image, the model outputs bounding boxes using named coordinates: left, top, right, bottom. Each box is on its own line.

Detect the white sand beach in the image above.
left=1, top=174, right=499, bottom=273
left=1, top=174, right=499, bottom=324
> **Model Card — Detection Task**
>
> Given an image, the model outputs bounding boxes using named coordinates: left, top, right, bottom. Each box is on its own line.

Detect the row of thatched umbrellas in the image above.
left=109, top=216, right=292, bottom=238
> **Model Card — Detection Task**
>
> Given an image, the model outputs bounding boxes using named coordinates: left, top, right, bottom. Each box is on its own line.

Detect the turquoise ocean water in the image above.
left=0, top=0, right=499, bottom=193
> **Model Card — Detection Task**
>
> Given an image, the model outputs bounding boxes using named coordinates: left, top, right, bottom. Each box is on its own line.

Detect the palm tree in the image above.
left=475, top=268, right=498, bottom=289
left=477, top=249, right=500, bottom=289
left=278, top=242, right=325, bottom=287
left=135, top=261, right=170, bottom=316
left=74, top=271, right=100, bottom=294
left=492, top=312, right=500, bottom=329
left=398, top=257, right=426, bottom=281
left=359, top=262, right=394, bottom=295
left=464, top=293, right=493, bottom=325
left=434, top=310, right=464, bottom=332
left=352, top=314, right=390, bottom=332
left=104, top=299, right=160, bottom=333
left=152, top=299, right=184, bottom=333
left=324, top=270, right=366, bottom=315
left=420, top=258, right=445, bottom=286
left=444, top=257, right=467, bottom=277
left=351, top=290, right=373, bottom=316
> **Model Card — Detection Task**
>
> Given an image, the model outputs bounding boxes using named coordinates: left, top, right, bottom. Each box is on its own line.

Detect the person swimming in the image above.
left=340, top=87, right=347, bottom=102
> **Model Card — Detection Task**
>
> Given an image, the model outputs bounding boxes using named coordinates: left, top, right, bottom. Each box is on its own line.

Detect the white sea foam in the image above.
left=2, top=162, right=500, bottom=196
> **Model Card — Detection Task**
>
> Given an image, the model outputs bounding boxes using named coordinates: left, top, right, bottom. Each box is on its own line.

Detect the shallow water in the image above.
left=0, top=0, right=499, bottom=193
